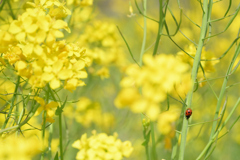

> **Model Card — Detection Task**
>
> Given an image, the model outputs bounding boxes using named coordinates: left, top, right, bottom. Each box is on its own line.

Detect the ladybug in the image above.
left=185, top=108, right=192, bottom=120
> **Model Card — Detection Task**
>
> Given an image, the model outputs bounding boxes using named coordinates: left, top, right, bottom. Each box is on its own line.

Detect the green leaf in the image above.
left=54, top=152, right=59, bottom=160
left=55, top=106, right=63, bottom=116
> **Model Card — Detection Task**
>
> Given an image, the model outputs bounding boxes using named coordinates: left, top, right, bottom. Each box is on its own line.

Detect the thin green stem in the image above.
left=0, top=89, right=40, bottom=134
left=116, top=26, right=140, bottom=66
left=48, top=86, right=65, bottom=160
left=1, top=76, right=20, bottom=129
left=206, top=43, right=240, bottom=156
left=152, top=0, right=165, bottom=56
left=150, top=122, right=157, bottom=160
left=41, top=85, right=50, bottom=160
left=178, top=0, right=211, bottom=159
left=197, top=97, right=240, bottom=160
left=48, top=124, right=53, bottom=159
left=139, top=0, right=147, bottom=66
left=139, top=1, right=150, bottom=159
left=6, top=0, right=15, bottom=19
left=59, top=112, right=64, bottom=160
left=171, top=99, right=186, bottom=160
left=41, top=110, right=47, bottom=160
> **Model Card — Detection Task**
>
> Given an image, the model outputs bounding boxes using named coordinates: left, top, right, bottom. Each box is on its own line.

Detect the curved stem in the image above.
left=206, top=42, right=240, bottom=157
left=152, top=0, right=164, bottom=56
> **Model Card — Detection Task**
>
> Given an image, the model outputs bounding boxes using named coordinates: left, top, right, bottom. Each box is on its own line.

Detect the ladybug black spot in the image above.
left=185, top=108, right=192, bottom=120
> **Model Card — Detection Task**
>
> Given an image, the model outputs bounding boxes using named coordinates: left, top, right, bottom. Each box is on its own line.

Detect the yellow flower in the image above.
left=72, top=130, right=133, bottom=160
left=115, top=54, right=191, bottom=120
left=114, top=87, right=140, bottom=108
left=177, top=44, right=219, bottom=87
left=0, top=135, right=41, bottom=160
left=96, top=67, right=110, bottom=79
left=34, top=96, right=59, bottom=123
left=74, top=21, right=127, bottom=78
left=27, top=0, right=71, bottom=19
left=157, top=106, right=179, bottom=135
left=67, top=0, right=93, bottom=6
left=64, top=97, right=115, bottom=129
left=3, top=45, right=26, bottom=65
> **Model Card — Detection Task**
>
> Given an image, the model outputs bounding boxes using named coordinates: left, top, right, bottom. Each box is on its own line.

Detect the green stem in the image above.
left=41, top=85, right=50, bottom=160
left=206, top=42, right=240, bottom=156
left=1, top=76, right=20, bottom=129
left=171, top=99, right=186, bottom=160
left=139, top=0, right=147, bottom=66
left=141, top=114, right=150, bottom=160
left=48, top=85, right=64, bottom=160
left=48, top=124, right=53, bottom=159
left=178, top=0, right=210, bottom=159
left=6, top=0, right=15, bottom=19
left=196, top=97, right=240, bottom=160
left=0, top=89, right=40, bottom=134
left=152, top=0, right=165, bottom=56
left=59, top=112, right=64, bottom=160
left=41, top=110, right=47, bottom=160
left=150, top=122, right=157, bottom=159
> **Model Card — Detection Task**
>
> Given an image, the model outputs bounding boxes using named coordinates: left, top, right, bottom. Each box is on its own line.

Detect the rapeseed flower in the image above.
left=76, top=21, right=127, bottom=78
left=64, top=97, right=115, bottom=129
left=115, top=54, right=191, bottom=120
left=0, top=135, right=41, bottom=160
left=72, top=130, right=133, bottom=160
left=27, top=0, right=71, bottom=19
left=177, top=44, right=219, bottom=86
left=67, top=0, right=93, bottom=6
left=0, top=0, right=89, bottom=91
left=34, top=96, right=59, bottom=123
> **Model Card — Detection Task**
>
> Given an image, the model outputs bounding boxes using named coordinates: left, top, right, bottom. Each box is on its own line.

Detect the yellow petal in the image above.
left=47, top=109, right=55, bottom=117
left=53, top=30, right=64, bottom=38
left=42, top=72, right=54, bottom=81
left=9, top=21, right=22, bottom=34
left=36, top=30, right=46, bottom=43
left=16, top=61, right=27, bottom=71
left=34, top=45, right=43, bottom=55
left=72, top=140, right=81, bottom=149
left=50, top=78, right=61, bottom=89
left=77, top=71, right=88, bottom=78
left=58, top=69, right=73, bottom=79
left=73, top=60, right=85, bottom=70
left=15, top=32, right=26, bottom=42
left=46, top=101, right=59, bottom=109
left=52, top=61, right=63, bottom=73
left=35, top=106, right=44, bottom=116
left=46, top=33, right=55, bottom=45
left=34, top=96, right=45, bottom=107
left=52, top=20, right=70, bottom=32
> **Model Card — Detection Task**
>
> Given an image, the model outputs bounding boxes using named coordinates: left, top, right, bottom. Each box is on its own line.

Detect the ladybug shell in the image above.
left=185, top=108, right=192, bottom=119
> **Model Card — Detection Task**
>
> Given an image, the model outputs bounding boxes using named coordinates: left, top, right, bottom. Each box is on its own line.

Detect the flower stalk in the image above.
left=178, top=0, right=212, bottom=159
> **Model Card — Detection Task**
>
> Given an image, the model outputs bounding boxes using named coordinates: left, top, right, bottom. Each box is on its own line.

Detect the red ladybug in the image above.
left=185, top=108, right=192, bottom=120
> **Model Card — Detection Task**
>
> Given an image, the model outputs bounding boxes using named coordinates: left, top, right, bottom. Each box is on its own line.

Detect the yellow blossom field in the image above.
left=0, top=0, right=240, bottom=160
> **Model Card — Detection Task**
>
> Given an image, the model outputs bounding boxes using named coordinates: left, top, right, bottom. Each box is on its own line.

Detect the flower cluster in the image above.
left=0, top=0, right=89, bottom=91
left=72, top=130, right=133, bottom=160
left=67, top=0, right=93, bottom=6
left=76, top=21, right=127, bottom=79
left=177, top=44, right=219, bottom=86
left=115, top=54, right=191, bottom=120
left=157, top=106, right=180, bottom=149
left=64, top=97, right=115, bottom=128
left=0, top=136, right=41, bottom=160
